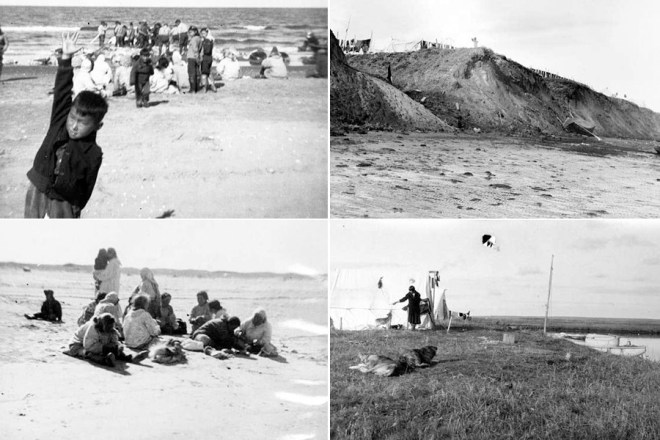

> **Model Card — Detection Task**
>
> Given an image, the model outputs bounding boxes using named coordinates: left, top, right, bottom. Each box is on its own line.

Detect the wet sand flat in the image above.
left=331, top=131, right=660, bottom=218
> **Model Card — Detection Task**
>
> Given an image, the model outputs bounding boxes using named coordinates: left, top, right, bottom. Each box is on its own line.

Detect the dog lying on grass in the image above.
left=150, top=339, right=187, bottom=364
left=349, top=345, right=437, bottom=377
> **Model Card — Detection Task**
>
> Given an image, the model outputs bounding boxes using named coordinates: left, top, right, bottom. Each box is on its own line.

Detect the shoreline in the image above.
left=1, top=63, right=321, bottom=79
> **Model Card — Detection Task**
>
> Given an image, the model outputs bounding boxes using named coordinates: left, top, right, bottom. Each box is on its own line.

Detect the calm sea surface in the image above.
left=620, top=336, right=660, bottom=362
left=0, top=6, right=327, bottom=65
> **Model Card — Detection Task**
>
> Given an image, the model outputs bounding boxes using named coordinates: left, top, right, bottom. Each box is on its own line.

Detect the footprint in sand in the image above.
left=489, top=184, right=512, bottom=190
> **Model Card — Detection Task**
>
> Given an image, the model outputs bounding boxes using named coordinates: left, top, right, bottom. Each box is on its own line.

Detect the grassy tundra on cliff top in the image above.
left=331, top=329, right=660, bottom=440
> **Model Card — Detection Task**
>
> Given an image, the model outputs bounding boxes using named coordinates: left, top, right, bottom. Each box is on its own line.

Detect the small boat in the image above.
left=584, top=333, right=620, bottom=348
left=563, top=116, right=597, bottom=137
left=558, top=332, right=586, bottom=341
left=595, top=343, right=646, bottom=357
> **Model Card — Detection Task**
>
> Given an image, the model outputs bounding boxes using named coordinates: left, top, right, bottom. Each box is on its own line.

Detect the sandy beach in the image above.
left=0, top=65, right=328, bottom=218
left=0, top=264, right=328, bottom=440
left=331, top=131, right=660, bottom=218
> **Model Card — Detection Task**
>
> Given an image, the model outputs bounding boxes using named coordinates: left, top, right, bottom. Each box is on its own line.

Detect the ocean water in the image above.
left=0, top=6, right=327, bottom=65
left=620, top=337, right=660, bottom=363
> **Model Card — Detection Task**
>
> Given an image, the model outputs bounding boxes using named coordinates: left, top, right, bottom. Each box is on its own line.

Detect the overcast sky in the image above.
left=331, top=220, right=660, bottom=319
left=331, top=0, right=660, bottom=112
left=0, top=220, right=327, bottom=275
left=0, top=0, right=326, bottom=7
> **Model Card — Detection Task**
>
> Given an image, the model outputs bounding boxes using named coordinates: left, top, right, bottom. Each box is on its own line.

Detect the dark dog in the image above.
left=350, top=345, right=437, bottom=377
left=150, top=338, right=187, bottom=364
left=399, top=345, right=437, bottom=369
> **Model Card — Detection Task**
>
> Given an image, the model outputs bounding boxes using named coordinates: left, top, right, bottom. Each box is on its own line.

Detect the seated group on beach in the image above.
left=74, top=18, right=292, bottom=107
left=25, top=247, right=279, bottom=367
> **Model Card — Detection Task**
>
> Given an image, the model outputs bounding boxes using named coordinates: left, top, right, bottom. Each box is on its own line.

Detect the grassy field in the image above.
left=331, top=328, right=660, bottom=440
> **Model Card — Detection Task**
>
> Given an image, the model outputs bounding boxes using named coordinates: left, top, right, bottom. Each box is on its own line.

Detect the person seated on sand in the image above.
left=260, top=46, right=288, bottom=79
left=130, top=267, right=161, bottom=319
left=300, top=31, right=320, bottom=55
left=235, top=308, right=278, bottom=357
left=77, top=291, right=107, bottom=326
left=111, top=54, right=133, bottom=96
left=169, top=50, right=189, bottom=92
left=190, top=316, right=242, bottom=352
left=211, top=299, right=228, bottom=320
left=191, top=296, right=226, bottom=331
left=90, top=53, right=112, bottom=91
left=216, top=48, right=241, bottom=81
left=24, top=289, right=62, bottom=322
left=73, top=57, right=106, bottom=98
left=0, top=25, right=8, bottom=83
left=94, top=291, right=123, bottom=334
left=150, top=56, right=179, bottom=94
left=159, top=292, right=187, bottom=335
left=64, top=313, right=148, bottom=367
left=123, top=295, right=161, bottom=350
left=189, top=290, right=211, bottom=333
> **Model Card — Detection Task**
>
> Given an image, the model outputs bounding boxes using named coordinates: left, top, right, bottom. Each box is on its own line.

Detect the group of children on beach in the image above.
left=25, top=246, right=278, bottom=367
left=87, top=18, right=291, bottom=106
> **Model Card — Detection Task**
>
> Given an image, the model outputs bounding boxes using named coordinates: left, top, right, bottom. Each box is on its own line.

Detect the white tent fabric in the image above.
left=330, top=268, right=442, bottom=330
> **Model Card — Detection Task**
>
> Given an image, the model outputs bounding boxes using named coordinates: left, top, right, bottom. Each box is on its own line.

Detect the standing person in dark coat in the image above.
left=24, top=32, right=107, bottom=218
left=186, top=26, right=202, bottom=93
left=199, top=28, right=216, bottom=92
left=25, top=290, right=62, bottom=322
left=394, top=286, right=422, bottom=330
left=130, top=48, right=154, bottom=108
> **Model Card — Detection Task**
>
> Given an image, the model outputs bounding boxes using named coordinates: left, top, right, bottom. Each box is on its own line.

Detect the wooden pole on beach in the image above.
left=543, top=254, right=554, bottom=336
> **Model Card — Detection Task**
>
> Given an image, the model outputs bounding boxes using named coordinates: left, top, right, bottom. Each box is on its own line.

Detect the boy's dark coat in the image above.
left=26, top=58, right=103, bottom=210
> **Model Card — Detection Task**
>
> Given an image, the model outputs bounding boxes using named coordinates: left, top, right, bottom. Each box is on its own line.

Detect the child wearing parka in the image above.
left=130, top=47, right=154, bottom=108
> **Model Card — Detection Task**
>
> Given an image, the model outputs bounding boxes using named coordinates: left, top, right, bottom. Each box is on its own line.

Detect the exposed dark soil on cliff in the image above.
left=340, top=44, right=660, bottom=139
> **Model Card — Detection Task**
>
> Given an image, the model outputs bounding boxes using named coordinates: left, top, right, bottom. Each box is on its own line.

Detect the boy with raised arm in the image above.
left=25, top=32, right=108, bottom=218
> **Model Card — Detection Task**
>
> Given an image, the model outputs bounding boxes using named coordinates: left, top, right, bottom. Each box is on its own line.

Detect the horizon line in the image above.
left=0, top=261, right=327, bottom=278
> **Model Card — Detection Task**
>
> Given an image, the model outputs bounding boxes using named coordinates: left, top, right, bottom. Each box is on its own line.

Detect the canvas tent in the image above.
left=330, top=268, right=443, bottom=330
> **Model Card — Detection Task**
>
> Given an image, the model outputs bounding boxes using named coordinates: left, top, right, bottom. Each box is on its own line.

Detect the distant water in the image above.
left=0, top=6, right=326, bottom=65
left=620, top=336, right=660, bottom=362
